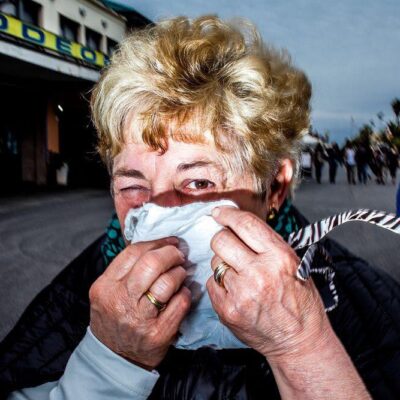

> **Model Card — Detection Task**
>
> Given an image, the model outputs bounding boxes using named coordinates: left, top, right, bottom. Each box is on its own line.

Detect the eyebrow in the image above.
left=112, top=168, right=146, bottom=180
left=177, top=160, right=227, bottom=187
left=176, top=160, right=220, bottom=172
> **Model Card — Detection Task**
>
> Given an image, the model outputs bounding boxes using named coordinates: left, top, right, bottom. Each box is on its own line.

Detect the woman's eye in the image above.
left=121, top=185, right=148, bottom=192
left=116, top=185, right=149, bottom=197
left=186, top=180, right=215, bottom=191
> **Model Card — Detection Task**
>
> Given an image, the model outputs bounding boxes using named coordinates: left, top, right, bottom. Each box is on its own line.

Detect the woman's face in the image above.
left=112, top=138, right=272, bottom=236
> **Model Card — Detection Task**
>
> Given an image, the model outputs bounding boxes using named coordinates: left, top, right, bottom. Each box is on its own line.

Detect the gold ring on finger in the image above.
left=144, top=290, right=167, bottom=312
left=213, top=261, right=232, bottom=289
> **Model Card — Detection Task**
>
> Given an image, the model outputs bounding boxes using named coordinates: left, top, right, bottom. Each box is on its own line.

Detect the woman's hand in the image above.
left=89, top=237, right=191, bottom=370
left=208, top=206, right=371, bottom=399
left=207, top=206, right=330, bottom=361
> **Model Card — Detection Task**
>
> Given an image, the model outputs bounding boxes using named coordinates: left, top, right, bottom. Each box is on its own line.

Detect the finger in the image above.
left=212, top=207, right=281, bottom=253
left=138, top=266, right=187, bottom=317
left=210, top=255, right=238, bottom=293
left=104, top=236, right=180, bottom=280
left=126, top=245, right=185, bottom=299
left=211, top=228, right=255, bottom=273
left=206, top=276, right=227, bottom=316
left=157, top=286, right=192, bottom=341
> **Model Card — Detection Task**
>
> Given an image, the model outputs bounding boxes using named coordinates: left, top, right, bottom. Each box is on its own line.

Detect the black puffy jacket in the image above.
left=0, top=221, right=400, bottom=399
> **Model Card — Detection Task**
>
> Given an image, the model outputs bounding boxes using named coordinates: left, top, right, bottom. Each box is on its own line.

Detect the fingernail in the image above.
left=178, top=249, right=186, bottom=260
left=166, top=237, right=180, bottom=245
left=212, top=207, right=220, bottom=218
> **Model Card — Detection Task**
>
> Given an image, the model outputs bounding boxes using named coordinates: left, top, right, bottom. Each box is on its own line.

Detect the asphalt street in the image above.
left=0, top=190, right=114, bottom=340
left=0, top=166, right=399, bottom=340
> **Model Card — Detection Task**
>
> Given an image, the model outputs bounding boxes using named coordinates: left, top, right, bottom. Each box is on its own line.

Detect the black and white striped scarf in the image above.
left=290, top=209, right=400, bottom=311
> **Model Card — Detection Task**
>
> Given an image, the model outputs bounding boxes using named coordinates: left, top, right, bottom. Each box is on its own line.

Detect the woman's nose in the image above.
left=150, top=190, right=184, bottom=208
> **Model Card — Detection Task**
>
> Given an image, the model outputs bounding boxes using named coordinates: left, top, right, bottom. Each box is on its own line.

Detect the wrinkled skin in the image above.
left=89, top=137, right=328, bottom=369
left=90, top=237, right=191, bottom=369
left=208, top=206, right=330, bottom=362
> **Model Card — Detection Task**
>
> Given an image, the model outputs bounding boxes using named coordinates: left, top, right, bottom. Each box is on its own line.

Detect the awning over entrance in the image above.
left=0, top=40, right=100, bottom=82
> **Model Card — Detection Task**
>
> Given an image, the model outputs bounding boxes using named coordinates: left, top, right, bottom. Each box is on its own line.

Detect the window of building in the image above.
left=0, top=0, right=42, bottom=25
left=60, top=14, right=80, bottom=43
left=106, top=37, right=118, bottom=56
left=0, top=0, right=17, bottom=16
left=20, top=0, right=41, bottom=25
left=86, top=27, right=101, bottom=52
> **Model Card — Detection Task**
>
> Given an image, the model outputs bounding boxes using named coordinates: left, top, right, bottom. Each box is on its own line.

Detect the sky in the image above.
left=109, top=0, right=400, bottom=144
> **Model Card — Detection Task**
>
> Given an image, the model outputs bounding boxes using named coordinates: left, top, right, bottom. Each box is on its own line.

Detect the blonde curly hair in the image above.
left=91, top=15, right=311, bottom=192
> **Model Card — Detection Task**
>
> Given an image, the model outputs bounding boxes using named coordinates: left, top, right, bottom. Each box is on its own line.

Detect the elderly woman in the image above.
left=1, top=16, right=400, bottom=400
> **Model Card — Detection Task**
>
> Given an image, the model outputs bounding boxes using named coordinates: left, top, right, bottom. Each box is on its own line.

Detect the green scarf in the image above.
left=101, top=199, right=299, bottom=266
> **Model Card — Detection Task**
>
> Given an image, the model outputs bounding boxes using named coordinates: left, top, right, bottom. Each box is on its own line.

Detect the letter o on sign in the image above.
left=22, top=24, right=45, bottom=44
left=80, top=47, right=96, bottom=63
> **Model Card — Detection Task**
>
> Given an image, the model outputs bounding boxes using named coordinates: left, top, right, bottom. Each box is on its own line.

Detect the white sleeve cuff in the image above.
left=75, top=327, right=160, bottom=397
left=8, top=328, right=160, bottom=400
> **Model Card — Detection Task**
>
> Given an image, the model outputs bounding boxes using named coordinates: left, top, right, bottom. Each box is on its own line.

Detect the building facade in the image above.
left=0, top=0, right=148, bottom=192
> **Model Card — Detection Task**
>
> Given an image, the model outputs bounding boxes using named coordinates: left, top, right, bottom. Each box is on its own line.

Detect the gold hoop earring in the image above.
left=268, top=206, right=278, bottom=221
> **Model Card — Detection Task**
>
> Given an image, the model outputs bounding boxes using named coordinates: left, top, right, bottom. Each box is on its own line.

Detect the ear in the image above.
left=267, top=159, right=294, bottom=211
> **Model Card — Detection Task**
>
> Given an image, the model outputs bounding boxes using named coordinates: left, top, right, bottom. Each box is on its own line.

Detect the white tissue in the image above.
left=124, top=200, right=248, bottom=350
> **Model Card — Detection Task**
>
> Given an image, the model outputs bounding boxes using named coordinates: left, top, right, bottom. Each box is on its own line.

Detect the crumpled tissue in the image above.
left=124, top=200, right=248, bottom=350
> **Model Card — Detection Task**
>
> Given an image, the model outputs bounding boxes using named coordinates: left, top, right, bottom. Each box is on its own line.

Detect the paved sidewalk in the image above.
left=293, top=167, right=400, bottom=283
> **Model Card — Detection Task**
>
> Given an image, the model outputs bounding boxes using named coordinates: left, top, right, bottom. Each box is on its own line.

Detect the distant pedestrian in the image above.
left=313, top=143, right=325, bottom=184
left=326, top=143, right=341, bottom=184
left=372, top=149, right=385, bottom=184
left=386, top=146, right=399, bottom=185
left=344, top=143, right=356, bottom=184
left=300, top=149, right=313, bottom=179
left=355, top=144, right=368, bottom=184
left=397, top=182, right=400, bottom=217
